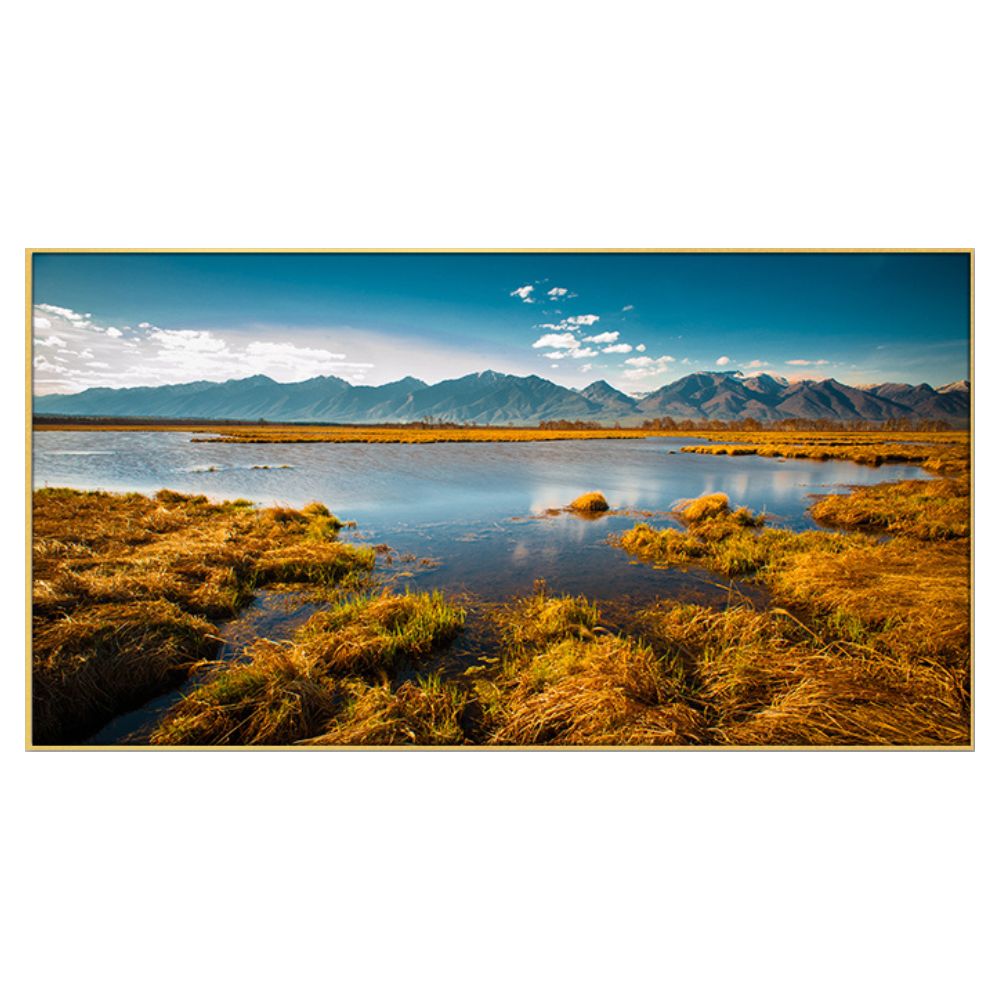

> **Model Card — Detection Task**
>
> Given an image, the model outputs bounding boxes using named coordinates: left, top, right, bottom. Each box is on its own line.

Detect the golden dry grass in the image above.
left=31, top=488, right=375, bottom=743
left=674, top=492, right=762, bottom=527
left=688, top=430, right=968, bottom=445
left=36, top=423, right=968, bottom=446
left=810, top=476, right=969, bottom=539
left=635, top=603, right=968, bottom=746
left=473, top=589, right=706, bottom=746
left=32, top=600, right=218, bottom=744
left=681, top=430, right=969, bottom=474
left=305, top=675, right=468, bottom=746
left=150, top=590, right=466, bottom=746
left=613, top=478, right=971, bottom=745
left=568, top=491, right=610, bottom=512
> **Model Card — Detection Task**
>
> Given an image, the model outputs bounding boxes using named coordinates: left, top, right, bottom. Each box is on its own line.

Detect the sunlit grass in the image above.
left=31, top=488, right=374, bottom=743
left=150, top=590, right=466, bottom=746
left=611, top=478, right=970, bottom=745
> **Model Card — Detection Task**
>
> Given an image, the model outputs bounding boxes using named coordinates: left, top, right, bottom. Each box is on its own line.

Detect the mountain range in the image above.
left=34, top=370, right=971, bottom=426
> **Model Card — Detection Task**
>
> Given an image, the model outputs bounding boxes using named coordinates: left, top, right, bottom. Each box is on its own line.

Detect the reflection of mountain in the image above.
left=34, top=370, right=971, bottom=426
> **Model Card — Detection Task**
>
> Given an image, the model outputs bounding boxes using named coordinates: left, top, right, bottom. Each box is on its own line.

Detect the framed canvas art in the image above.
left=27, top=249, right=973, bottom=749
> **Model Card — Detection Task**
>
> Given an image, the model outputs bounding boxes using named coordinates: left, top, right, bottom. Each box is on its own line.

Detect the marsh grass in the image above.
left=31, top=488, right=374, bottom=743
left=32, top=431, right=972, bottom=747
left=150, top=590, right=466, bottom=745
left=612, top=478, right=970, bottom=745
left=37, top=423, right=968, bottom=448
left=32, top=599, right=219, bottom=744
left=568, top=491, right=610, bottom=513
left=809, top=476, right=969, bottom=539
left=681, top=432, right=970, bottom=474
left=633, top=603, right=968, bottom=745
left=306, top=674, right=469, bottom=746
left=477, top=590, right=706, bottom=745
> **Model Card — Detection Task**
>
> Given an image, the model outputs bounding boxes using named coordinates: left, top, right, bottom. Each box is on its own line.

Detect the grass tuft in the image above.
left=480, top=592, right=705, bottom=745
left=568, top=491, right=610, bottom=512
left=32, top=599, right=218, bottom=744
left=150, top=590, right=466, bottom=745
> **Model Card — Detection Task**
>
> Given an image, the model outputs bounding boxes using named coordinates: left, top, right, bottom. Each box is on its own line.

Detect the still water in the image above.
left=33, top=431, right=930, bottom=602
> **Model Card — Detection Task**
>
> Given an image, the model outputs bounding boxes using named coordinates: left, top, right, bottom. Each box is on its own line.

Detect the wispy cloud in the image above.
left=786, top=358, right=830, bottom=366
left=149, top=328, right=228, bottom=353
left=622, top=304, right=634, bottom=312
left=601, top=343, right=633, bottom=354
left=510, top=284, right=535, bottom=303
left=37, top=334, right=68, bottom=348
left=566, top=314, right=599, bottom=326
left=547, top=287, right=569, bottom=299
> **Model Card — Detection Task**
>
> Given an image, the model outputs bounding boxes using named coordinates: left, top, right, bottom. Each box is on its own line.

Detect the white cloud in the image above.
left=543, top=351, right=566, bottom=359
left=622, top=354, right=675, bottom=381
left=581, top=363, right=594, bottom=373
left=716, top=355, right=731, bottom=366
left=150, top=328, right=228, bottom=353
left=533, top=332, right=580, bottom=350
left=34, top=356, right=72, bottom=374
left=636, top=344, right=646, bottom=352
left=602, top=343, right=633, bottom=354
left=510, top=285, right=535, bottom=303
left=626, top=354, right=675, bottom=368
left=786, top=358, right=830, bottom=366
left=537, top=320, right=579, bottom=333
left=547, top=287, right=569, bottom=299
left=622, top=304, right=634, bottom=312
left=36, top=303, right=88, bottom=322
left=33, top=315, right=52, bottom=330
left=31, top=303, right=379, bottom=392
left=244, top=341, right=348, bottom=363
left=583, top=331, right=619, bottom=344
left=568, top=347, right=598, bottom=359
left=567, top=314, right=599, bottom=326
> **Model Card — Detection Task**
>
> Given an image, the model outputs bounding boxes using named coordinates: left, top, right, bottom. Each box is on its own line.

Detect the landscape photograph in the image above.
left=28, top=249, right=973, bottom=749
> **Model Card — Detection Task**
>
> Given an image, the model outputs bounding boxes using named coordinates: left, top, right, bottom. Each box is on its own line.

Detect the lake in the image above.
left=33, top=431, right=930, bottom=603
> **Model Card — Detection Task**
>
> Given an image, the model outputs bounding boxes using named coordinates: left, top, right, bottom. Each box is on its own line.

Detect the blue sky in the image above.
left=31, top=252, right=971, bottom=395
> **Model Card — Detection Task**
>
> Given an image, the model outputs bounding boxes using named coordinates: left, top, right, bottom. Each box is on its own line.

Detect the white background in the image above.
left=3, top=2, right=995, bottom=998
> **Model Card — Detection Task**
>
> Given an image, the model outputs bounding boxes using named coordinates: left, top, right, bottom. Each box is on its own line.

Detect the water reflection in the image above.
left=33, top=431, right=930, bottom=601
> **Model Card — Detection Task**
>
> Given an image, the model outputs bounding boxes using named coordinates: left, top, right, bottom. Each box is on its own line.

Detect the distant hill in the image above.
left=34, top=369, right=971, bottom=426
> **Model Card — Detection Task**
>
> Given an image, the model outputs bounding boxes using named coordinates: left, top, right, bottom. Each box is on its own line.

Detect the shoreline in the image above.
left=33, top=421, right=969, bottom=447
